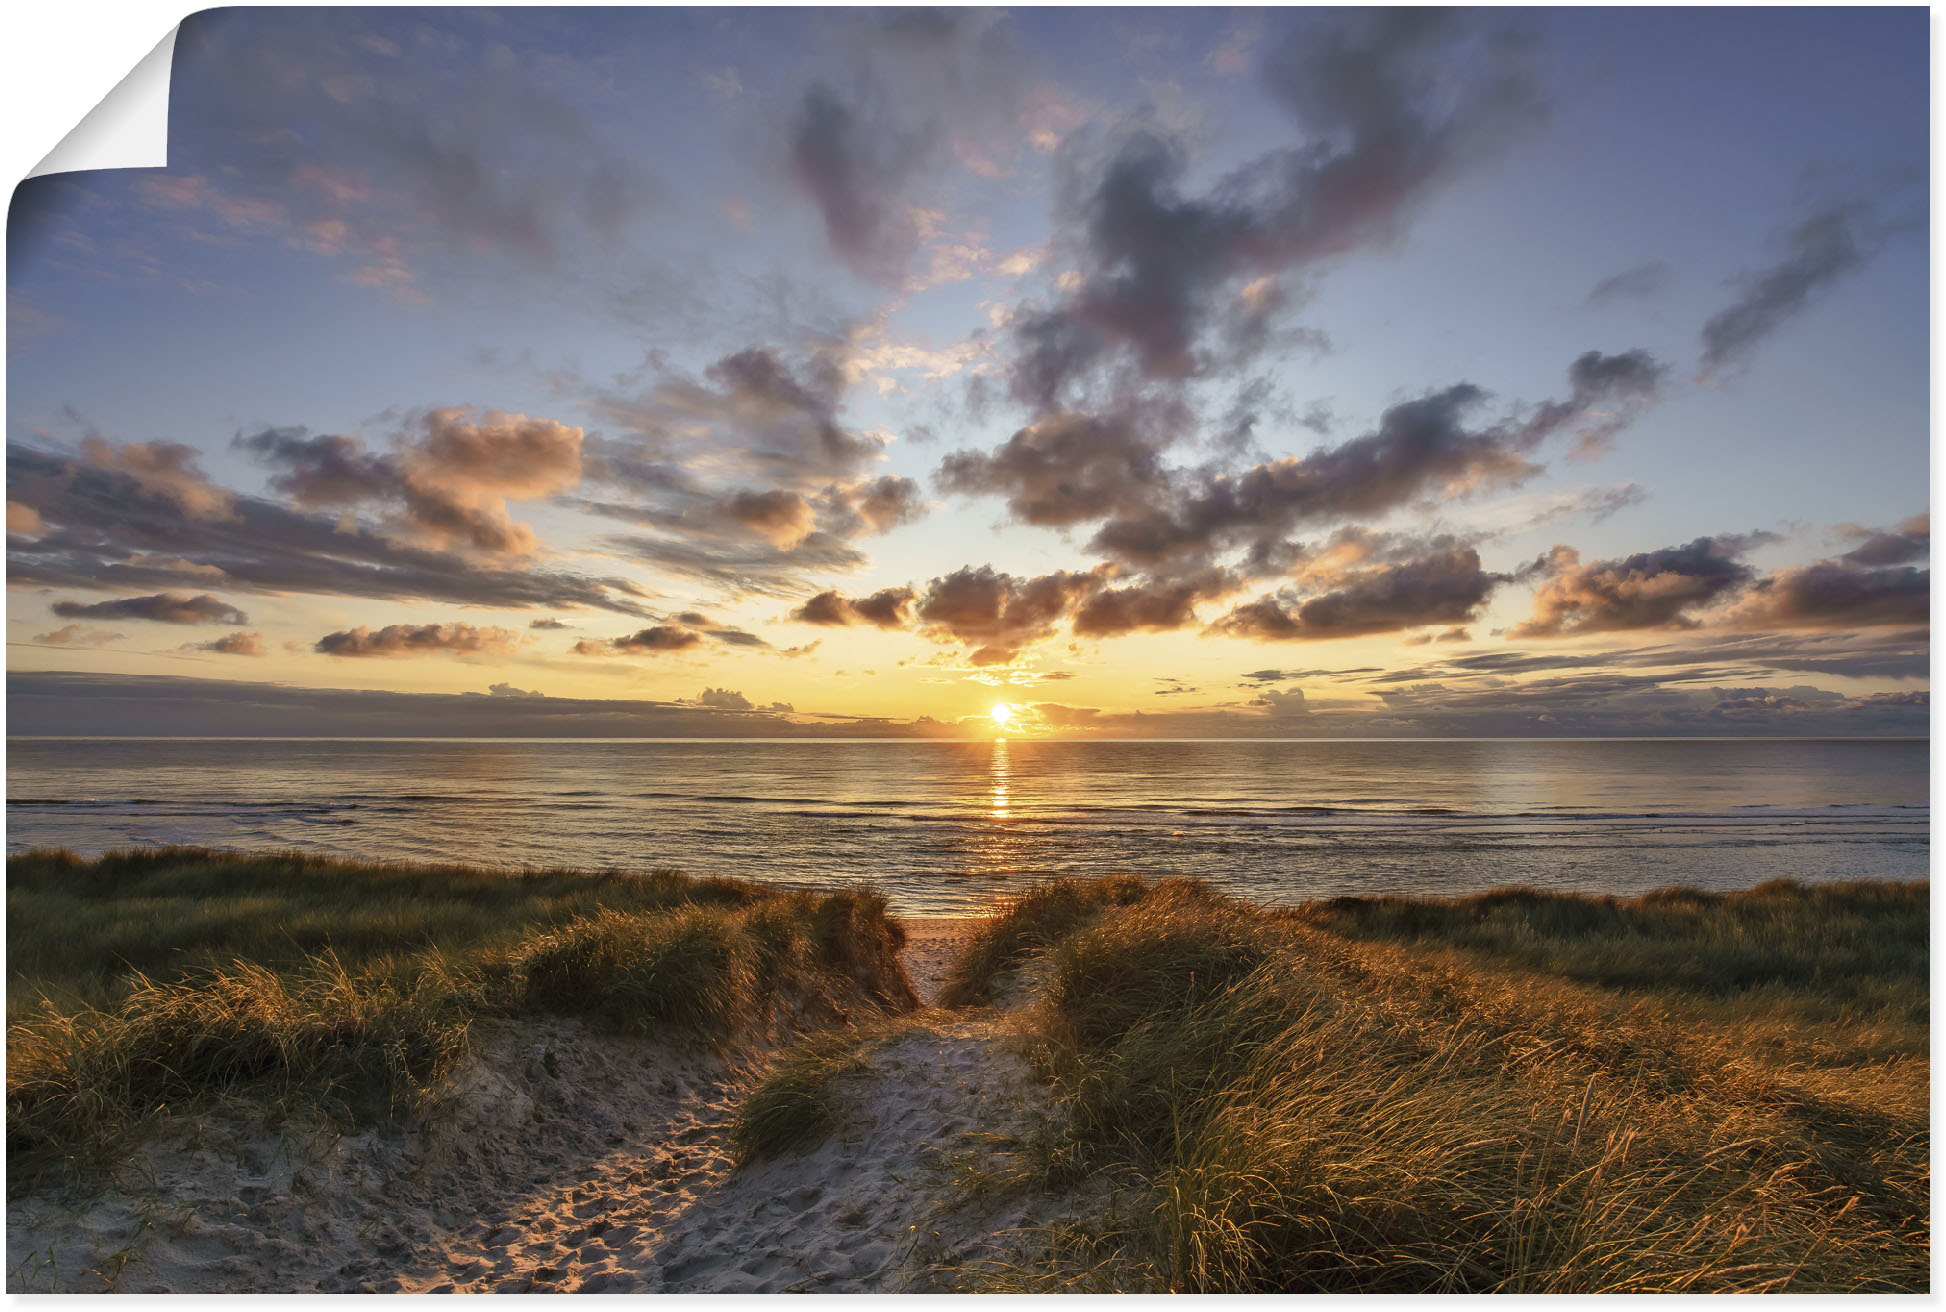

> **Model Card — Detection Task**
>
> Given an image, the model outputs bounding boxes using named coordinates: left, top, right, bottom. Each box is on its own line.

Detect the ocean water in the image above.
left=5, top=737, right=1928, bottom=915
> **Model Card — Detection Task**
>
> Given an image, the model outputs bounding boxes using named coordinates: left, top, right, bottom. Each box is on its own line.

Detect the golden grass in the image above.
left=946, top=876, right=1929, bottom=1293
left=7, top=848, right=916, bottom=1185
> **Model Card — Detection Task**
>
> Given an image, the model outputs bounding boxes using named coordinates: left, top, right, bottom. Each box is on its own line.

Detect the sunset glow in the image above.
left=4, top=9, right=1925, bottom=742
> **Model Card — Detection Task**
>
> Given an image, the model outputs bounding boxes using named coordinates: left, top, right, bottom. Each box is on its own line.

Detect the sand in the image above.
left=7, top=916, right=1093, bottom=1293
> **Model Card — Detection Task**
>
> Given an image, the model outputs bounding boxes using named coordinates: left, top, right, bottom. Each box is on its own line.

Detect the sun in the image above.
left=990, top=702, right=1016, bottom=730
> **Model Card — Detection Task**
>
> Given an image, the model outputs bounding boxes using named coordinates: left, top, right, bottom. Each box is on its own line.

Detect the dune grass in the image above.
left=7, top=847, right=916, bottom=1183
left=946, top=876, right=1928, bottom=1293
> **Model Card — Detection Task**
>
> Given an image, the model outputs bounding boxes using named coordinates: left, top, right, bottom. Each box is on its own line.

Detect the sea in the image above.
left=4, top=737, right=1928, bottom=916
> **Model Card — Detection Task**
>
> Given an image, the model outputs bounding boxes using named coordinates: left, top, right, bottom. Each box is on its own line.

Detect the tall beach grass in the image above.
left=7, top=847, right=915, bottom=1183
left=946, top=876, right=1928, bottom=1293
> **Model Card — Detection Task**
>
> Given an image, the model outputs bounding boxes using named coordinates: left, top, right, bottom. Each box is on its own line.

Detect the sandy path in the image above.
left=8, top=914, right=1076, bottom=1294
left=899, top=916, right=988, bottom=1005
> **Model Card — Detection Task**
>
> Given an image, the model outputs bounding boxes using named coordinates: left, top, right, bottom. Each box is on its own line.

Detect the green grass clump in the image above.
left=957, top=876, right=1929, bottom=1294
left=7, top=848, right=917, bottom=1184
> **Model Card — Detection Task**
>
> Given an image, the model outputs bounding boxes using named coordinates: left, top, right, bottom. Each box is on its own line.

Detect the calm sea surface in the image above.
left=5, top=738, right=1928, bottom=916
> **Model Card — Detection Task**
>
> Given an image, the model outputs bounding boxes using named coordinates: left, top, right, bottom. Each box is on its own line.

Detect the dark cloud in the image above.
left=787, top=82, right=931, bottom=282
left=1699, top=197, right=1907, bottom=375
left=696, top=686, right=754, bottom=711
left=1071, top=572, right=1233, bottom=638
left=1010, top=8, right=1543, bottom=405
left=1213, top=545, right=1502, bottom=642
left=529, top=617, right=571, bottom=630
left=8, top=444, right=651, bottom=616
left=1378, top=629, right=1930, bottom=686
left=52, top=591, right=248, bottom=625
left=940, top=346, right=1657, bottom=592
left=1544, top=349, right=1666, bottom=457
left=1088, top=384, right=1536, bottom=574
left=1512, top=535, right=1772, bottom=637
left=315, top=623, right=521, bottom=658
left=1585, top=261, right=1671, bottom=306
left=572, top=625, right=704, bottom=656
left=780, top=9, right=1034, bottom=282
left=1727, top=561, right=1929, bottom=631
left=914, top=565, right=1097, bottom=664
left=789, top=586, right=917, bottom=629
left=1838, top=513, right=1928, bottom=567
left=935, top=407, right=1172, bottom=528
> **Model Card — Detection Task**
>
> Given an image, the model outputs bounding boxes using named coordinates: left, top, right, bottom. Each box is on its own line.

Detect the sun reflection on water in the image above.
left=989, top=737, right=1011, bottom=821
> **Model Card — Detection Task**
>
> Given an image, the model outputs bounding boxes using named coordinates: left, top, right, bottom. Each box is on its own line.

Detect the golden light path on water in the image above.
left=989, top=738, right=1011, bottom=822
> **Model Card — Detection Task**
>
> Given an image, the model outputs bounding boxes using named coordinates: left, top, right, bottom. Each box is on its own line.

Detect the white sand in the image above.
left=8, top=916, right=1097, bottom=1293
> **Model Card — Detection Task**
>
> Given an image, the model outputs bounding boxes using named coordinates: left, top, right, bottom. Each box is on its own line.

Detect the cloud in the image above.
left=914, top=565, right=1097, bottom=664
left=31, top=624, right=123, bottom=646
left=190, top=631, right=266, bottom=656
left=1088, top=383, right=1538, bottom=574
left=1249, top=686, right=1310, bottom=717
left=568, top=344, right=926, bottom=597
left=1585, top=261, right=1671, bottom=306
left=1837, top=513, right=1928, bottom=567
left=1007, top=8, right=1544, bottom=405
left=150, top=10, right=662, bottom=297
left=935, top=407, right=1171, bottom=528
left=7, top=501, right=45, bottom=535
left=787, top=82, right=932, bottom=282
left=484, top=682, right=545, bottom=699
left=8, top=444, right=652, bottom=616
left=1511, top=535, right=1772, bottom=637
left=695, top=686, right=753, bottom=711
left=780, top=10, right=1037, bottom=282
left=1543, top=349, right=1666, bottom=457
left=1699, top=197, right=1908, bottom=375
left=314, top=623, right=521, bottom=657
left=52, top=591, right=248, bottom=625
left=529, top=617, right=571, bottom=630
left=790, top=586, right=917, bottom=629
left=82, top=439, right=234, bottom=519
left=1213, top=545, right=1503, bottom=641
left=1725, top=561, right=1929, bottom=631
left=239, top=407, right=585, bottom=556
left=1071, top=572, right=1234, bottom=637
left=943, top=348, right=1661, bottom=599
left=573, top=625, right=704, bottom=656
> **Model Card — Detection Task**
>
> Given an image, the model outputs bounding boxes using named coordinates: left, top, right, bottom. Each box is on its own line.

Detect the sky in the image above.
left=4, top=6, right=1931, bottom=739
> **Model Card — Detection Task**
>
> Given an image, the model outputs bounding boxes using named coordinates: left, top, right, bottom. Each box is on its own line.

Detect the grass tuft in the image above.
left=937, top=875, right=1149, bottom=1008
left=7, top=848, right=918, bottom=1185
left=953, top=875, right=1929, bottom=1294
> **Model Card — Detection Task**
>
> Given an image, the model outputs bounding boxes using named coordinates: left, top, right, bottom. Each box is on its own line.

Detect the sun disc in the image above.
left=990, top=703, right=1015, bottom=728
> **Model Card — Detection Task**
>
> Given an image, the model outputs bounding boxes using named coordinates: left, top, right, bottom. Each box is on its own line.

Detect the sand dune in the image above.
left=8, top=917, right=1083, bottom=1294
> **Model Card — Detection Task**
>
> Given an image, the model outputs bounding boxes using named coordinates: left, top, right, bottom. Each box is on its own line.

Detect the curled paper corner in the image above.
left=27, top=26, right=178, bottom=180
